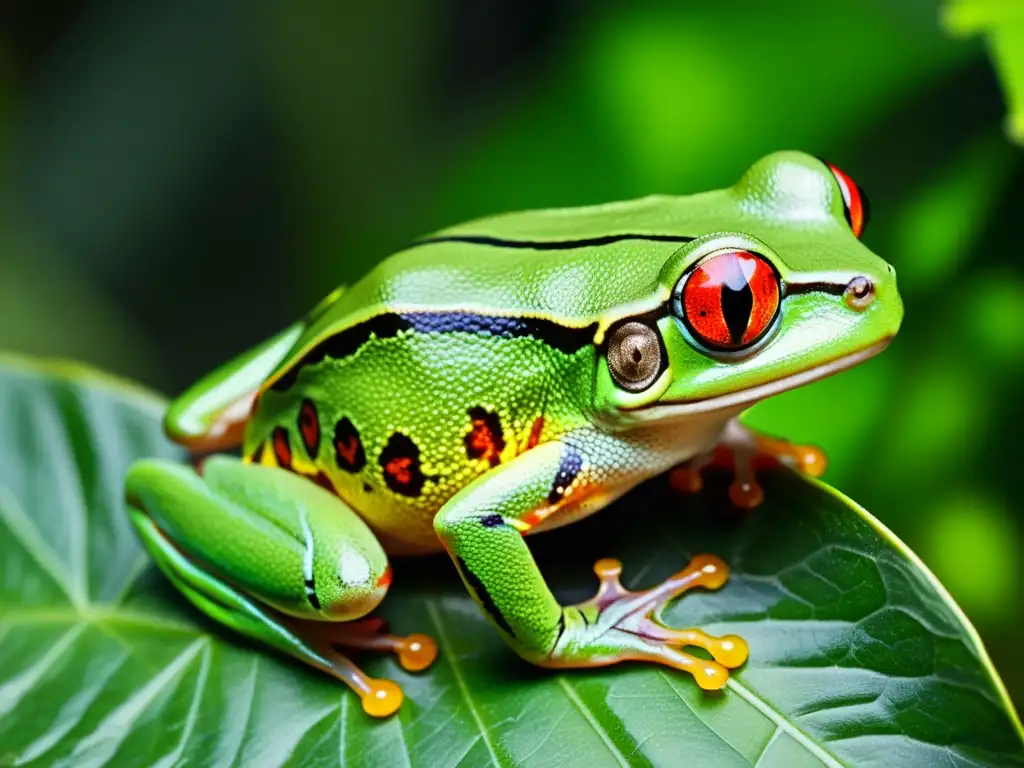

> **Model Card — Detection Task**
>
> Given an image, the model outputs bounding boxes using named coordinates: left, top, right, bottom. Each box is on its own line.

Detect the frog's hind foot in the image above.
left=670, top=419, right=826, bottom=509
left=312, top=643, right=407, bottom=718
left=544, top=555, right=748, bottom=690
left=299, top=617, right=438, bottom=716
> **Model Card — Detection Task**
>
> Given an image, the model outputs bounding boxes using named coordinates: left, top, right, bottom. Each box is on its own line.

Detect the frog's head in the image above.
left=593, top=151, right=903, bottom=427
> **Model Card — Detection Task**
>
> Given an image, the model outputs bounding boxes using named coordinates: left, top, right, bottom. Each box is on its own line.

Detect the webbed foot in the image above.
left=542, top=555, right=748, bottom=690
left=670, top=419, right=826, bottom=508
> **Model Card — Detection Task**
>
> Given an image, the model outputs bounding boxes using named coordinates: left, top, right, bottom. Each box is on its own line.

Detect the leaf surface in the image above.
left=0, top=356, right=1021, bottom=767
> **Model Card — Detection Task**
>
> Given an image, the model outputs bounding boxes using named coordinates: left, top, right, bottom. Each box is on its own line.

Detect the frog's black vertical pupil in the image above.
left=720, top=281, right=753, bottom=345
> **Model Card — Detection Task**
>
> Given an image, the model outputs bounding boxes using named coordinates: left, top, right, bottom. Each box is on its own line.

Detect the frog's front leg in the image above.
left=433, top=441, right=748, bottom=690
left=125, top=456, right=436, bottom=717
left=670, top=418, right=827, bottom=508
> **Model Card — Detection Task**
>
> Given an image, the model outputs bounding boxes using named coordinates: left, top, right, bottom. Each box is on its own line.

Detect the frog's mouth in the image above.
left=634, top=338, right=892, bottom=423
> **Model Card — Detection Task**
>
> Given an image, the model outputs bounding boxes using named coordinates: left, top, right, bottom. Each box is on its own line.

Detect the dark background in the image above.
left=0, top=0, right=1019, bottom=706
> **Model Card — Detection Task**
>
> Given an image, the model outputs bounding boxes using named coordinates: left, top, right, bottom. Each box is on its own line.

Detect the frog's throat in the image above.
left=627, top=337, right=892, bottom=424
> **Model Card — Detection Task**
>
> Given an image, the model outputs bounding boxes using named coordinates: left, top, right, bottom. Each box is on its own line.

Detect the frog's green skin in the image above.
left=125, top=152, right=902, bottom=715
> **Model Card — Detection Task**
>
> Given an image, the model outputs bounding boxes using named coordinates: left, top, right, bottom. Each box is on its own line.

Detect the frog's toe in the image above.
left=320, top=617, right=439, bottom=673
left=361, top=678, right=404, bottom=717
left=633, top=620, right=749, bottom=669
left=545, top=554, right=749, bottom=689
left=621, top=639, right=732, bottom=691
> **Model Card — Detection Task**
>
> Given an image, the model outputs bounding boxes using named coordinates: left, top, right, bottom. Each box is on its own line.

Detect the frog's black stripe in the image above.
left=456, top=556, right=515, bottom=638
left=785, top=281, right=847, bottom=296
left=271, top=312, right=598, bottom=391
left=410, top=233, right=695, bottom=251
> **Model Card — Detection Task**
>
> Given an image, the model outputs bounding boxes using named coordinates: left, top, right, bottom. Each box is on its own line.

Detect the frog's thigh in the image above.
left=126, top=456, right=438, bottom=712
left=126, top=455, right=390, bottom=622
left=433, top=441, right=586, bottom=659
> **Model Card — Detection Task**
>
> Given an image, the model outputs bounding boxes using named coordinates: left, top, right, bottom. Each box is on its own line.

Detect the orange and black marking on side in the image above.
left=379, top=432, right=428, bottom=497
left=334, top=417, right=366, bottom=473
left=298, top=399, right=321, bottom=459
left=272, top=427, right=293, bottom=469
left=526, top=417, right=544, bottom=450
left=464, top=406, right=506, bottom=467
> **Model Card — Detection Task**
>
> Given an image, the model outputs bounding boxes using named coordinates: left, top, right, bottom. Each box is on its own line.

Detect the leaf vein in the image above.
left=426, top=599, right=507, bottom=768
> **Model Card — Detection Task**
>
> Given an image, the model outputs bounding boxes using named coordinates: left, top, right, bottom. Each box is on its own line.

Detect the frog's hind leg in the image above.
left=125, top=455, right=435, bottom=716
left=670, top=418, right=827, bottom=509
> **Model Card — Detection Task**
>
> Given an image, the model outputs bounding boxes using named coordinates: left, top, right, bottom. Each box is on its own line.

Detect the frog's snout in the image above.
left=847, top=261, right=903, bottom=340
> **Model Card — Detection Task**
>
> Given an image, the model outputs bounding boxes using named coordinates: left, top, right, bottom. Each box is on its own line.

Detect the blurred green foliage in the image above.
left=0, top=0, right=1019, bottom=707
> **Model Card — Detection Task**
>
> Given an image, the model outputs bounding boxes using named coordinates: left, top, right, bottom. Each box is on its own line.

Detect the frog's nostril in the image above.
left=844, top=277, right=875, bottom=311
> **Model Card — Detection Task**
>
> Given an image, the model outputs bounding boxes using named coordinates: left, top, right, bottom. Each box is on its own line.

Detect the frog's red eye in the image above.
left=825, top=161, right=869, bottom=238
left=680, top=250, right=780, bottom=350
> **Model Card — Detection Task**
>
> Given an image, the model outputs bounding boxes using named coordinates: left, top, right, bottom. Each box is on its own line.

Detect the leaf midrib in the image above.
left=726, top=677, right=843, bottom=768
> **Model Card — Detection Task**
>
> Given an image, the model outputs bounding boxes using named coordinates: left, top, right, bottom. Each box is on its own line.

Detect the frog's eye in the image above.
left=607, top=321, right=664, bottom=392
left=678, top=250, right=779, bottom=351
left=824, top=161, right=869, bottom=238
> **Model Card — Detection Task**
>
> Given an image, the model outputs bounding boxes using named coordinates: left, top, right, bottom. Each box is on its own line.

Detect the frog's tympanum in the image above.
left=125, top=153, right=902, bottom=716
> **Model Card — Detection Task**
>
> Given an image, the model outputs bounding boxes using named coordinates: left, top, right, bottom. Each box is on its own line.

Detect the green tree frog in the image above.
left=124, top=152, right=902, bottom=717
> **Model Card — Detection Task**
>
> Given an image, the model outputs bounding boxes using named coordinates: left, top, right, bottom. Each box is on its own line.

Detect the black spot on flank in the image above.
left=334, top=417, right=367, bottom=473
left=379, top=433, right=428, bottom=497
left=548, top=445, right=584, bottom=505
left=464, top=406, right=506, bottom=467
left=457, top=556, right=515, bottom=638
left=272, top=427, right=293, bottom=469
left=304, top=577, right=321, bottom=611
left=270, top=312, right=598, bottom=391
left=362, top=482, right=373, bottom=494
left=480, top=514, right=505, bottom=528
left=298, top=399, right=321, bottom=458
left=246, top=443, right=265, bottom=465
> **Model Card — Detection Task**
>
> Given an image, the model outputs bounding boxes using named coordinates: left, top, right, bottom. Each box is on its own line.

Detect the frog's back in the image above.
left=335, top=191, right=733, bottom=322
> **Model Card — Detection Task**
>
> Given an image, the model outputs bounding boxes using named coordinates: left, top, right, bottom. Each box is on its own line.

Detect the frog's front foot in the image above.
left=541, top=555, right=748, bottom=690
left=670, top=419, right=826, bottom=508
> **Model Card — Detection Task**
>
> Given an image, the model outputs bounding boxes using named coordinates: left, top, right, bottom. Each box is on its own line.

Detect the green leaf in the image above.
left=1, top=355, right=1021, bottom=767
left=944, top=1, right=1024, bottom=144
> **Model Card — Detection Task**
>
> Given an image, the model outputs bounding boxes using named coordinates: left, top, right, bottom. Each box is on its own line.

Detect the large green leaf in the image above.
left=1, top=355, right=1021, bottom=767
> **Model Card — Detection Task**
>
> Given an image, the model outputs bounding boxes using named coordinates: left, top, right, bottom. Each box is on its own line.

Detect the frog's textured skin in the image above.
left=125, top=152, right=902, bottom=716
